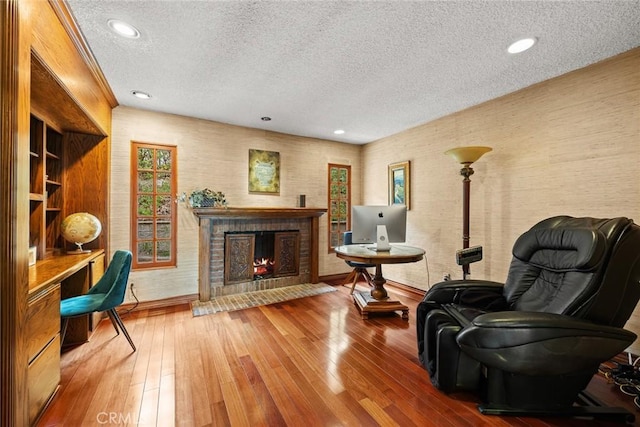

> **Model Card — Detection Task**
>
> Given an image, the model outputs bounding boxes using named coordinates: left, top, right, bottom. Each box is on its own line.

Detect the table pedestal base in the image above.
left=353, top=291, right=409, bottom=320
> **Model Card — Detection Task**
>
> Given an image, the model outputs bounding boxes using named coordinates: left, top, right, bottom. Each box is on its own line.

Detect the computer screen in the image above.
left=351, top=205, right=407, bottom=249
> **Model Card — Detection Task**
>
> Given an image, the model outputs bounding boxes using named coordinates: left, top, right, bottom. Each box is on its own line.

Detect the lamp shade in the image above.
left=445, top=146, right=492, bottom=164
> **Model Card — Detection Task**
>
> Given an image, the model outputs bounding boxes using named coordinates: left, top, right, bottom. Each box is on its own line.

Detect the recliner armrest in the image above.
left=423, top=279, right=504, bottom=305
left=457, top=311, right=637, bottom=376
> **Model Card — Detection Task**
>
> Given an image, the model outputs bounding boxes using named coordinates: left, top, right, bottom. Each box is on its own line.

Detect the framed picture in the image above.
left=248, top=149, right=280, bottom=194
left=388, top=160, right=410, bottom=210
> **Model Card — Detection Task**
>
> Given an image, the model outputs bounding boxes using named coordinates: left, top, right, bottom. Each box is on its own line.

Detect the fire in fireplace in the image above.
left=253, top=230, right=275, bottom=279
left=253, top=257, right=275, bottom=278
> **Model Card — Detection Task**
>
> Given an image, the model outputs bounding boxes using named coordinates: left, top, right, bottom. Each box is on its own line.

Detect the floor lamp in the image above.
left=445, top=146, right=492, bottom=279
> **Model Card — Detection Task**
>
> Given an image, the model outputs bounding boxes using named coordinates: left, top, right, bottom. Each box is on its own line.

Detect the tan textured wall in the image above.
left=362, top=47, right=640, bottom=352
left=111, top=48, right=640, bottom=352
left=110, top=106, right=362, bottom=302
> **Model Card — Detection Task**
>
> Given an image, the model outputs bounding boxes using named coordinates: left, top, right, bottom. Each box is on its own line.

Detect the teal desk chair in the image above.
left=60, top=250, right=136, bottom=352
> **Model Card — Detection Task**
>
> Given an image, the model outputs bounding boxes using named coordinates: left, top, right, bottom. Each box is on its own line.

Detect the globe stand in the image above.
left=67, top=242, right=92, bottom=254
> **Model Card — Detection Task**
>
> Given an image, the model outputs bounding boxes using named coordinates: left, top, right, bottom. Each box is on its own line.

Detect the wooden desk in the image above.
left=335, top=244, right=425, bottom=320
left=27, top=250, right=105, bottom=424
left=29, top=250, right=105, bottom=294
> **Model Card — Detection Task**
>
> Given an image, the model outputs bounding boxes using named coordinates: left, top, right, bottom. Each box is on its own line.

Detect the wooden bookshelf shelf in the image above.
left=30, top=115, right=65, bottom=257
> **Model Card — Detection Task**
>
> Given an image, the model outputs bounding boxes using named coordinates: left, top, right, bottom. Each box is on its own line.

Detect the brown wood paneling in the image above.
left=30, top=52, right=104, bottom=135
left=63, top=132, right=109, bottom=253
left=3, top=0, right=114, bottom=424
left=27, top=0, right=113, bottom=133
left=1, top=1, right=31, bottom=426
left=48, top=1, right=117, bottom=109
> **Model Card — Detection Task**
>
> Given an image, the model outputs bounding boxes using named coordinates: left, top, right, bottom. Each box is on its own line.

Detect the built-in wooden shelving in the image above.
left=29, top=114, right=66, bottom=258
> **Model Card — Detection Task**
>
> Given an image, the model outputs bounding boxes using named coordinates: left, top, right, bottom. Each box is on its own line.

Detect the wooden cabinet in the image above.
left=26, top=283, right=61, bottom=425
left=27, top=250, right=105, bottom=425
left=2, top=2, right=116, bottom=426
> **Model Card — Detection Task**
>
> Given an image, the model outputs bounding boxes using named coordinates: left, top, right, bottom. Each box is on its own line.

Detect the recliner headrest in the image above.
left=512, top=227, right=606, bottom=271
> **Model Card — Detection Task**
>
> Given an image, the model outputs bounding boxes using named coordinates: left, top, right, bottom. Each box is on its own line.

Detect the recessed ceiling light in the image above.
left=108, top=19, right=140, bottom=39
left=333, top=129, right=345, bottom=135
left=261, top=117, right=272, bottom=121
left=508, top=37, right=537, bottom=54
left=131, top=90, right=151, bottom=100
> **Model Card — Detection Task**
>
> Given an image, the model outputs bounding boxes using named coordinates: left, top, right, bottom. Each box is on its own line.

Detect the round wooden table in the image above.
left=335, top=244, right=425, bottom=319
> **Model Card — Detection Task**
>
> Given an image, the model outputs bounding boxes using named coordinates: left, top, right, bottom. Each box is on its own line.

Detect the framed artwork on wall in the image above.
left=388, top=160, right=410, bottom=210
left=248, top=149, right=280, bottom=194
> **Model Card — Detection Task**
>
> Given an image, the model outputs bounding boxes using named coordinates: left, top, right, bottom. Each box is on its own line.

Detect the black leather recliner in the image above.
left=416, top=216, right=640, bottom=421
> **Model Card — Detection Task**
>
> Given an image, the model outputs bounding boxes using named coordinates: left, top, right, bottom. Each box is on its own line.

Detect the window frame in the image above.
left=327, top=163, right=351, bottom=253
left=130, top=141, right=178, bottom=270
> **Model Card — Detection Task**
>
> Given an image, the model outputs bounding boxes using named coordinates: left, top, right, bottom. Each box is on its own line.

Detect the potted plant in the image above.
left=188, top=188, right=227, bottom=208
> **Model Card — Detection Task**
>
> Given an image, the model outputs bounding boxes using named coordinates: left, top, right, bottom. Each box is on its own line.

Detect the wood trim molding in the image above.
left=1, top=1, right=30, bottom=425
left=48, top=0, right=118, bottom=108
left=192, top=206, right=327, bottom=219
left=118, top=294, right=198, bottom=313
left=31, top=49, right=106, bottom=136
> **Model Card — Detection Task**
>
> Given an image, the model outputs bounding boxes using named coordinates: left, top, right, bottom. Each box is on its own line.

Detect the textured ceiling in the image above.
left=66, top=0, right=640, bottom=144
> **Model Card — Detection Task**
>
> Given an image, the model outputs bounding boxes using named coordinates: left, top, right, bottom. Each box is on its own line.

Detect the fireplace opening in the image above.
left=254, top=231, right=275, bottom=279
left=224, top=230, right=301, bottom=285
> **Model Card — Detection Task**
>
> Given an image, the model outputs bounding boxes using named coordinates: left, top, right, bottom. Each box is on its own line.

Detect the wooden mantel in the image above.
left=193, top=207, right=327, bottom=301
left=192, top=206, right=327, bottom=219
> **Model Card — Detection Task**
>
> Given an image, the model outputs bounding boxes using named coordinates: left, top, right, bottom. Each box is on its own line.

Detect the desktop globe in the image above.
left=60, top=212, right=102, bottom=253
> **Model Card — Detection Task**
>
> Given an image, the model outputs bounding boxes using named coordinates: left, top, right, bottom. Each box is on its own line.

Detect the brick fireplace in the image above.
left=193, top=207, right=326, bottom=301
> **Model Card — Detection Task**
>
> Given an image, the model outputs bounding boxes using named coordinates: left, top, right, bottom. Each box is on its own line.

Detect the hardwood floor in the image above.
left=37, top=282, right=637, bottom=426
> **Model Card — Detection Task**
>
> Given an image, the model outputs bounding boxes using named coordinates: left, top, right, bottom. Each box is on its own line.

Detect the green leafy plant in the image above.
left=188, top=188, right=227, bottom=208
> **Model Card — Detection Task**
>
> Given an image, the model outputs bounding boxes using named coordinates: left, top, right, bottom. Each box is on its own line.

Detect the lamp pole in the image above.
left=460, top=164, right=474, bottom=279
left=444, top=146, right=492, bottom=280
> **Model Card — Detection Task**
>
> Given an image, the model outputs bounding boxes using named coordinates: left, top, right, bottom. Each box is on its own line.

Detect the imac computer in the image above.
left=351, top=205, right=407, bottom=251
